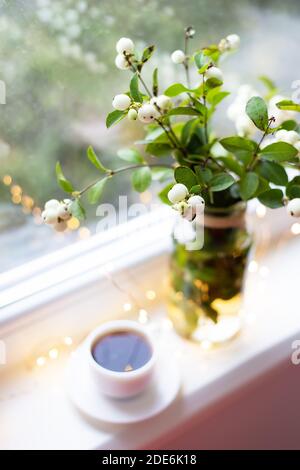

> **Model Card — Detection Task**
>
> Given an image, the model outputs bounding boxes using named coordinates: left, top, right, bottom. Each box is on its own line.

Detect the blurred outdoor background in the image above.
left=0, top=0, right=300, bottom=272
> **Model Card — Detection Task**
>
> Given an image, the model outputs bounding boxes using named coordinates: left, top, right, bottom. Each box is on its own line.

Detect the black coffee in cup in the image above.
left=92, top=331, right=152, bottom=372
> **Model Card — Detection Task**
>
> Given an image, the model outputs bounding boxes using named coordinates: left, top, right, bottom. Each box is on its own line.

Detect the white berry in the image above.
left=116, top=37, right=134, bottom=55
left=115, top=54, right=130, bottom=70
left=112, top=94, right=131, bottom=111
left=57, top=203, right=72, bottom=220
left=54, top=220, right=68, bottom=232
left=168, top=183, right=189, bottom=204
left=205, top=66, right=223, bottom=82
left=171, top=50, right=186, bottom=64
left=226, top=34, right=240, bottom=49
left=127, top=108, right=138, bottom=120
left=287, top=199, right=300, bottom=217
left=42, top=209, right=58, bottom=225
left=137, top=104, right=159, bottom=123
left=275, top=129, right=299, bottom=145
left=150, top=94, right=172, bottom=111
left=188, top=195, right=205, bottom=211
left=45, top=199, right=60, bottom=210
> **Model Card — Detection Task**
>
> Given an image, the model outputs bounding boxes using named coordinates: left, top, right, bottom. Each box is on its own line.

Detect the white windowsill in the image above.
left=1, top=231, right=300, bottom=450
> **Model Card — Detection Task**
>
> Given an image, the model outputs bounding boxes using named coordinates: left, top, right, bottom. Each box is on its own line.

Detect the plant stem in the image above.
left=183, top=32, right=191, bottom=89
left=202, top=74, right=209, bottom=144
left=248, top=117, right=275, bottom=170
left=78, top=163, right=174, bottom=196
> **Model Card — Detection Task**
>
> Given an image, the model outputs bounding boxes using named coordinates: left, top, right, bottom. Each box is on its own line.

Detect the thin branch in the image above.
left=78, top=163, right=174, bottom=196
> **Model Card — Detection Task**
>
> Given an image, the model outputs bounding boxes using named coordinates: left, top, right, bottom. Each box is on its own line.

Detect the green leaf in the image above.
left=207, top=89, right=230, bottom=106
left=209, top=173, right=235, bottom=192
left=174, top=166, right=198, bottom=190
left=168, top=107, right=200, bottom=116
left=55, top=162, right=74, bottom=193
left=194, top=51, right=206, bottom=69
left=239, top=172, right=259, bottom=200
left=141, top=45, right=155, bottom=63
left=259, top=75, right=277, bottom=92
left=181, top=118, right=199, bottom=146
left=152, top=67, right=158, bottom=96
left=146, top=142, right=172, bottom=157
left=219, top=156, right=244, bottom=177
left=70, top=199, right=86, bottom=220
left=286, top=185, right=300, bottom=199
left=258, top=189, right=284, bottom=208
left=151, top=167, right=173, bottom=182
left=253, top=176, right=270, bottom=197
left=106, top=110, right=126, bottom=128
left=87, top=146, right=109, bottom=172
left=257, top=161, right=288, bottom=186
left=130, top=73, right=142, bottom=103
left=190, top=184, right=203, bottom=195
left=220, top=136, right=255, bottom=154
left=280, top=120, right=299, bottom=131
left=158, top=183, right=173, bottom=205
left=276, top=100, right=300, bottom=112
left=117, top=148, right=144, bottom=164
left=260, top=142, right=298, bottom=162
left=205, top=78, right=223, bottom=89
left=88, top=178, right=107, bottom=204
left=195, top=166, right=212, bottom=184
left=164, top=83, right=191, bottom=97
left=246, top=96, right=269, bottom=131
left=132, top=166, right=152, bottom=192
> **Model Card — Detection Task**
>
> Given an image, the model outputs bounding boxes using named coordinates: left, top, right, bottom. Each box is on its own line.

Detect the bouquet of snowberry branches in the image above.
left=42, top=27, right=300, bottom=232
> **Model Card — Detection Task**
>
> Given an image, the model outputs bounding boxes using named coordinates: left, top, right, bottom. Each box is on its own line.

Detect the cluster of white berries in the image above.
left=114, top=37, right=134, bottom=70
left=218, top=34, right=240, bottom=52
left=112, top=94, right=173, bottom=123
left=168, top=183, right=205, bottom=222
left=42, top=199, right=72, bottom=232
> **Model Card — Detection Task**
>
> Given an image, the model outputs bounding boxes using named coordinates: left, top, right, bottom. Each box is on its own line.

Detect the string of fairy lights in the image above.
left=2, top=173, right=300, bottom=370
left=33, top=285, right=157, bottom=370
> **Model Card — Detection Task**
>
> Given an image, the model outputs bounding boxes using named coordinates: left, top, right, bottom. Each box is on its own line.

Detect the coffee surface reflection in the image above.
left=92, top=331, right=152, bottom=372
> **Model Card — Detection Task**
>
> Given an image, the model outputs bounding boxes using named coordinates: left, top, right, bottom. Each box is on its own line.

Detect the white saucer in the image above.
left=66, top=346, right=181, bottom=424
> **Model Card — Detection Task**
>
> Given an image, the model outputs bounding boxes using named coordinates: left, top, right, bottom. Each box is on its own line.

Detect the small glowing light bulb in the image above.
left=64, top=336, right=73, bottom=346
left=36, top=356, right=46, bottom=367
left=248, top=260, right=258, bottom=273
left=123, top=302, right=132, bottom=312
left=138, top=309, right=148, bottom=324
left=256, top=204, right=266, bottom=218
left=146, top=290, right=156, bottom=301
left=48, top=348, right=59, bottom=360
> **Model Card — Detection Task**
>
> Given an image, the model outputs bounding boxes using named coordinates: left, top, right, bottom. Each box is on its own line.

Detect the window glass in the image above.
left=0, top=0, right=299, bottom=272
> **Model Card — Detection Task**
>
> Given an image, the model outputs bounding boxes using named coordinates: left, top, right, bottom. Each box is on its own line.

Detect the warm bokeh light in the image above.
left=78, top=227, right=91, bottom=239
left=146, top=290, right=156, bottom=300
left=123, top=302, right=132, bottom=312
left=2, top=174, right=12, bottom=185
left=48, top=348, right=59, bottom=360
left=291, top=223, right=300, bottom=235
left=36, top=356, right=46, bottom=367
left=67, top=217, right=80, bottom=230
left=256, top=204, right=267, bottom=218
left=248, top=260, right=258, bottom=273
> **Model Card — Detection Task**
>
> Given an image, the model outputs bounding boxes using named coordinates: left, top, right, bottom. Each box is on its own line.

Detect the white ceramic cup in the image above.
left=85, top=320, right=157, bottom=398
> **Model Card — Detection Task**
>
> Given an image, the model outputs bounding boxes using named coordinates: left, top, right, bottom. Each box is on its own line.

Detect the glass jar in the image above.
left=168, top=203, right=252, bottom=345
